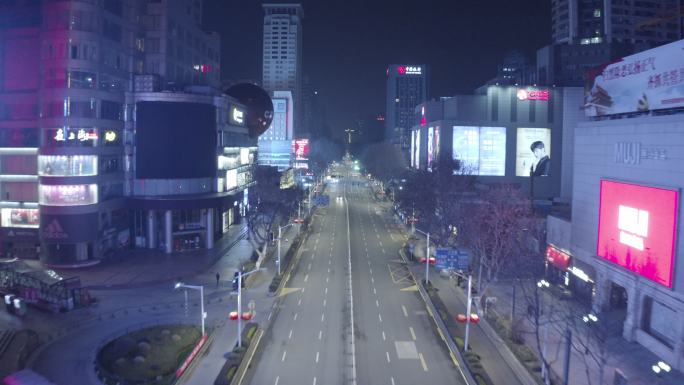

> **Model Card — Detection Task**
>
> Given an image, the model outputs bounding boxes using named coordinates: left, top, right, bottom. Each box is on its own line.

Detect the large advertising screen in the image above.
left=410, top=130, right=416, bottom=169
left=293, top=138, right=309, bottom=160
left=427, top=127, right=434, bottom=172
left=597, top=180, right=678, bottom=288
left=452, top=126, right=506, bottom=176
left=413, top=131, right=421, bottom=169
left=516, top=128, right=551, bottom=177
left=136, top=102, right=216, bottom=178
left=584, top=39, right=684, bottom=117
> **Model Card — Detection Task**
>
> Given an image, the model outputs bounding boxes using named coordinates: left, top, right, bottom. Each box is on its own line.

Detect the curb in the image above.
left=478, top=316, right=539, bottom=385
left=231, top=328, right=263, bottom=385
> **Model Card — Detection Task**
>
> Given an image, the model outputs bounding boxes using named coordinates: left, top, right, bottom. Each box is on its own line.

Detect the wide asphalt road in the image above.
left=249, top=164, right=467, bottom=385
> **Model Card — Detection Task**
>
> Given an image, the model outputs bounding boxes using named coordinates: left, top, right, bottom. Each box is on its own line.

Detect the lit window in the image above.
left=39, top=184, right=98, bottom=206
left=594, top=9, right=601, bottom=18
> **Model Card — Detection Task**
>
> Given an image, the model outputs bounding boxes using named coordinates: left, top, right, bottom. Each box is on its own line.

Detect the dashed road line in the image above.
left=402, top=305, right=408, bottom=317
left=386, top=351, right=391, bottom=363
left=378, top=314, right=383, bottom=322
left=419, top=353, right=428, bottom=371
left=289, top=329, right=293, bottom=339
left=294, top=313, right=298, bottom=321
left=282, top=350, right=287, bottom=362
left=409, top=327, right=416, bottom=341
left=382, top=331, right=386, bottom=341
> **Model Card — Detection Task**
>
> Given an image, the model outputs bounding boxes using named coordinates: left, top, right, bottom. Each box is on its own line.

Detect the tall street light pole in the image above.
left=174, top=282, right=206, bottom=336
left=236, top=267, right=265, bottom=348
left=413, top=228, right=431, bottom=284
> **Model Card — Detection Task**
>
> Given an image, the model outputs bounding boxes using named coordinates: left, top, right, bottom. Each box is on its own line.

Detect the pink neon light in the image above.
left=597, top=180, right=678, bottom=288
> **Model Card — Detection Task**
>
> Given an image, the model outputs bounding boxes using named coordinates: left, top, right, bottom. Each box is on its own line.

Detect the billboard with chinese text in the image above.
left=584, top=39, right=684, bottom=117
left=293, top=138, right=310, bottom=160
left=427, top=127, right=434, bottom=172
left=452, top=126, right=506, bottom=176
left=597, top=180, right=678, bottom=288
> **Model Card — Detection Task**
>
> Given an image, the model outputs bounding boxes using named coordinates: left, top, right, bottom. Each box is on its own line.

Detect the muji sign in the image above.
left=597, top=180, right=679, bottom=288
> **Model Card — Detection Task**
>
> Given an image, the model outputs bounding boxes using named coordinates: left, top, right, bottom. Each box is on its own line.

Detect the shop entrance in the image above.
left=609, top=282, right=628, bottom=310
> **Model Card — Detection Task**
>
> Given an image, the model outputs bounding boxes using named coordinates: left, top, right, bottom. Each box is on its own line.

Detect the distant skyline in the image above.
left=204, top=0, right=551, bottom=139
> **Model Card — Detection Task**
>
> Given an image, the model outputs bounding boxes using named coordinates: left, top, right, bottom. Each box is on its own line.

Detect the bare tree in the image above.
left=462, top=184, right=532, bottom=296
left=247, top=166, right=302, bottom=267
left=360, top=142, right=407, bottom=183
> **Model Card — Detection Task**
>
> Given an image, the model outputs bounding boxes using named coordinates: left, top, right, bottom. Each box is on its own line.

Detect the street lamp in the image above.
left=413, top=228, right=432, bottom=284
left=277, top=222, right=297, bottom=275
left=451, top=271, right=475, bottom=351
left=233, top=267, right=266, bottom=348
left=174, top=282, right=206, bottom=336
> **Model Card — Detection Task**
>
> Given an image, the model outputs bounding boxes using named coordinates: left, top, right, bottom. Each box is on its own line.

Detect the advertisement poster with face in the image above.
left=516, top=128, right=551, bottom=176
left=597, top=180, right=678, bottom=288
left=427, top=127, right=434, bottom=172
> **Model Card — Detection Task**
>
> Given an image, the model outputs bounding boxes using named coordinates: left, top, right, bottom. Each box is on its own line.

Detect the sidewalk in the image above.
left=401, top=216, right=684, bottom=385
left=24, top=223, right=248, bottom=290
left=181, top=223, right=301, bottom=385
left=486, top=280, right=684, bottom=385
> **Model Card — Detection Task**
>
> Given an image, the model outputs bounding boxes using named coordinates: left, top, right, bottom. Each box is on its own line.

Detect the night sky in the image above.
left=204, top=0, right=551, bottom=138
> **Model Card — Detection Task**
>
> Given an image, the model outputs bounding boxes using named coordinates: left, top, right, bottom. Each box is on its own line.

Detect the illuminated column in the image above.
left=164, top=210, right=172, bottom=254
left=147, top=210, right=156, bottom=249
left=206, top=209, right=214, bottom=249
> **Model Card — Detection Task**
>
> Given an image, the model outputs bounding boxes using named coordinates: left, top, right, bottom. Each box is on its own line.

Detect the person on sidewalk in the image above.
left=216, top=272, right=220, bottom=288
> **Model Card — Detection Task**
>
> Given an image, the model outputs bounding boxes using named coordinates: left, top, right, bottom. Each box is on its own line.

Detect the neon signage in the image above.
left=104, top=131, right=117, bottom=142
left=597, top=180, right=678, bottom=288
left=230, top=106, right=245, bottom=126
left=516, top=89, right=550, bottom=101
left=54, top=128, right=98, bottom=142
left=398, top=66, right=422, bottom=75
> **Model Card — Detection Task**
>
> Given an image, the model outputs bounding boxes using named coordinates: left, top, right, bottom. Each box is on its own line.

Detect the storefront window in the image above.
left=38, top=155, right=97, bottom=176
left=67, top=71, right=96, bottom=89
left=1, top=208, right=39, bottom=228
left=39, top=184, right=98, bottom=206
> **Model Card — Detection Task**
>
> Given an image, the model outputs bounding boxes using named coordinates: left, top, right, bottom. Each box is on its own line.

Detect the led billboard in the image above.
left=413, top=131, right=421, bottom=169
left=597, top=180, right=678, bottom=288
left=410, top=130, right=416, bottom=169
left=293, top=138, right=310, bottom=160
left=584, top=39, right=684, bottom=117
left=516, top=128, right=551, bottom=177
left=427, top=127, right=434, bottom=172
left=452, top=126, right=506, bottom=176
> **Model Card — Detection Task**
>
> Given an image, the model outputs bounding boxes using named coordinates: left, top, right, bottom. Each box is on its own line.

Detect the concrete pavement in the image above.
left=248, top=168, right=465, bottom=385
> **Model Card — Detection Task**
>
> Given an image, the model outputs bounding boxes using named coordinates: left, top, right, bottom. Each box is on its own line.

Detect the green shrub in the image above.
left=454, top=337, right=465, bottom=351
left=245, top=325, right=257, bottom=342
left=225, top=366, right=237, bottom=382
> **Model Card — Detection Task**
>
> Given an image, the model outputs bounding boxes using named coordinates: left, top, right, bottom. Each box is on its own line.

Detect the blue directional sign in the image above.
left=314, top=195, right=330, bottom=206
left=436, top=248, right=470, bottom=270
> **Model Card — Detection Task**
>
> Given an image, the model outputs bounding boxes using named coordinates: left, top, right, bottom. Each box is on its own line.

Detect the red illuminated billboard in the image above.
left=597, top=180, right=679, bottom=288
left=293, top=138, right=310, bottom=160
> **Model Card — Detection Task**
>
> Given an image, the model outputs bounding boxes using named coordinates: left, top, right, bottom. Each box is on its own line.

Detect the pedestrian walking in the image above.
left=216, top=272, right=220, bottom=288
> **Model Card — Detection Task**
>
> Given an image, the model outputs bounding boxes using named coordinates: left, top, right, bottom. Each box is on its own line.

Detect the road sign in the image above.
left=435, top=248, right=471, bottom=270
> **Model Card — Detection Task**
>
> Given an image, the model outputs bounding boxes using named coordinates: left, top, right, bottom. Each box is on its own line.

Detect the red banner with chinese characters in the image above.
left=546, top=245, right=571, bottom=271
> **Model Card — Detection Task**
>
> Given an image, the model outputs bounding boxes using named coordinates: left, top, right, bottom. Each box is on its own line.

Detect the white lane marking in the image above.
left=369, top=268, right=373, bottom=275
left=325, top=287, right=328, bottom=295
left=382, top=331, right=386, bottom=341
left=268, top=312, right=273, bottom=321
left=391, top=377, right=395, bottom=385
left=281, top=350, right=287, bottom=362
left=308, top=263, right=312, bottom=270
left=371, top=277, right=374, bottom=284
left=294, top=313, right=298, bottom=321
left=302, top=287, right=306, bottom=293
left=402, top=305, right=408, bottom=317
left=289, top=329, right=293, bottom=339
left=379, top=241, right=383, bottom=247
left=410, top=327, right=416, bottom=341
left=315, top=351, right=320, bottom=363
left=326, top=277, right=329, bottom=283
left=304, top=274, right=309, bottom=282
left=298, top=298, right=302, bottom=306
left=327, top=268, right=330, bottom=274
left=329, top=259, right=332, bottom=265
left=382, top=248, right=386, bottom=254
left=345, top=183, right=357, bottom=385
left=386, top=351, right=391, bottom=363
left=321, top=313, right=325, bottom=322
left=323, top=299, right=327, bottom=307
left=319, top=330, right=322, bottom=340
left=275, top=376, right=280, bottom=385
left=376, top=300, right=380, bottom=307
left=313, top=377, right=317, bottom=385
left=379, top=313, right=383, bottom=322
left=373, top=287, right=377, bottom=295
left=419, top=352, right=428, bottom=371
